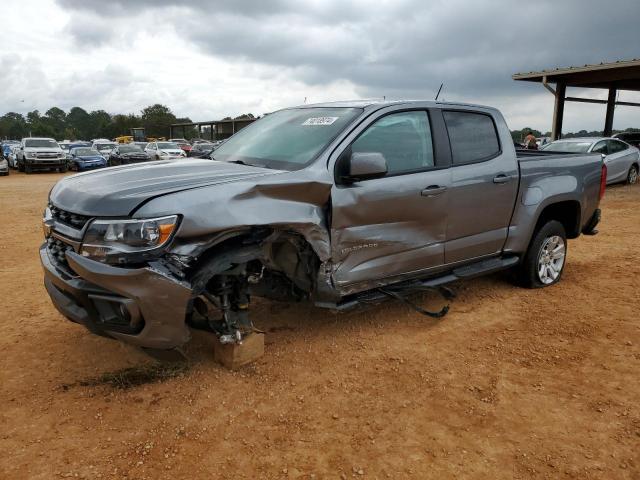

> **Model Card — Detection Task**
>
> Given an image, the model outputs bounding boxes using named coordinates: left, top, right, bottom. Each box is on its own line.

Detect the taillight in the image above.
left=599, top=163, right=607, bottom=200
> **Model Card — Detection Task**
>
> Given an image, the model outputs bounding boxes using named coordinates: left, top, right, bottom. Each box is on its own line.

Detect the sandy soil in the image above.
left=0, top=171, right=638, bottom=480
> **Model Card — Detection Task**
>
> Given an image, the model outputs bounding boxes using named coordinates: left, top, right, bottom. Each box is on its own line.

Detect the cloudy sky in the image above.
left=2, top=0, right=640, bottom=131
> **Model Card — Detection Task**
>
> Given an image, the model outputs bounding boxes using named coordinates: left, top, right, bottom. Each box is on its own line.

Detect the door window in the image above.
left=443, top=111, right=501, bottom=164
left=592, top=141, right=608, bottom=154
left=608, top=140, right=628, bottom=154
left=350, top=111, right=434, bottom=175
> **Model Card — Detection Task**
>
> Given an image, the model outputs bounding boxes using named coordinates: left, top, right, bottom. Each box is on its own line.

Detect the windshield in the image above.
left=542, top=141, right=592, bottom=153
left=95, top=143, right=116, bottom=151
left=195, top=143, right=215, bottom=150
left=119, top=145, right=142, bottom=153
left=212, top=107, right=363, bottom=169
left=157, top=142, right=179, bottom=149
left=25, top=139, right=58, bottom=148
left=72, top=148, right=99, bottom=156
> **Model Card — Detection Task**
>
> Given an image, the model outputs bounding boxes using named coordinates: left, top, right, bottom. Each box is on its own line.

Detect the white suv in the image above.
left=17, top=137, right=66, bottom=173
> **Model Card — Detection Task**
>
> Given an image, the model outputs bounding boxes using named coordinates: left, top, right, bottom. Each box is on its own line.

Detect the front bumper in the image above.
left=26, top=158, right=66, bottom=169
left=77, top=161, right=106, bottom=170
left=40, top=244, right=192, bottom=349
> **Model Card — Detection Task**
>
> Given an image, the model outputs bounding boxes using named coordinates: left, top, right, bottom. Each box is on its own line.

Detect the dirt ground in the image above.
left=0, top=171, right=638, bottom=480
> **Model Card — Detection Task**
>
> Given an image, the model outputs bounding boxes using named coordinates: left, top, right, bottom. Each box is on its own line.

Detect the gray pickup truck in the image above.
left=41, top=100, right=605, bottom=354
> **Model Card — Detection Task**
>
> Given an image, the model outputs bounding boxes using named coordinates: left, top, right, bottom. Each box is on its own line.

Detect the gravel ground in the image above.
left=0, top=171, right=638, bottom=479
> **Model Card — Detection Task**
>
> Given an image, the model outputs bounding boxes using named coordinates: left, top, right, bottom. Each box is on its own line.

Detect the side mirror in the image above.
left=338, top=151, right=388, bottom=183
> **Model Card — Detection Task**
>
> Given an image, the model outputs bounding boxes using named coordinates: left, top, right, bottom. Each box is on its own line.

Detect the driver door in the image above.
left=330, top=109, right=451, bottom=291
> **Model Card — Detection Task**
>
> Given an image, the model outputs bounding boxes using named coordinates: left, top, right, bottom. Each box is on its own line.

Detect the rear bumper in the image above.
left=40, top=244, right=192, bottom=349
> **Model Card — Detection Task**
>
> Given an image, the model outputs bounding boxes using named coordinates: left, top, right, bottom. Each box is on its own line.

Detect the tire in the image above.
left=25, top=163, right=32, bottom=174
left=58, top=165, right=68, bottom=173
left=517, top=220, right=567, bottom=288
left=18, top=160, right=24, bottom=172
left=627, top=164, right=639, bottom=185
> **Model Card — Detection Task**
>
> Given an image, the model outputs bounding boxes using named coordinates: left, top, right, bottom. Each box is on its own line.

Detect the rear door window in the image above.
left=443, top=111, right=501, bottom=164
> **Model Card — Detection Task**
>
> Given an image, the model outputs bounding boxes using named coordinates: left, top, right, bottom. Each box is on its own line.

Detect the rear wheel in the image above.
left=627, top=164, right=638, bottom=185
left=517, top=220, right=567, bottom=288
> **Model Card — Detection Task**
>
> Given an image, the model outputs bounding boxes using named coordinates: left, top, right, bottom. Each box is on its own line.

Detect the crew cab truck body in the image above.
left=40, top=100, right=604, bottom=353
left=18, top=137, right=67, bottom=173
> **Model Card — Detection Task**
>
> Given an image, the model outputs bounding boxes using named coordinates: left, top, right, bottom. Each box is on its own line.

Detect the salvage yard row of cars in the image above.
left=1, top=131, right=639, bottom=184
left=0, top=137, right=223, bottom=174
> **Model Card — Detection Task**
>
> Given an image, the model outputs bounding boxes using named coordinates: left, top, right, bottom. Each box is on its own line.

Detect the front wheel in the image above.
left=517, top=220, right=567, bottom=288
left=627, top=164, right=638, bottom=185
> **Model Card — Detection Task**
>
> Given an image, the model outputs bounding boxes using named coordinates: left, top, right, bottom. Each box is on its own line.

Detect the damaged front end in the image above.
left=42, top=213, right=326, bottom=354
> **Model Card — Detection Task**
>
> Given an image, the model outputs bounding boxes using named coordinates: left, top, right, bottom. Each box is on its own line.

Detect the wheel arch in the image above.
left=533, top=200, right=581, bottom=239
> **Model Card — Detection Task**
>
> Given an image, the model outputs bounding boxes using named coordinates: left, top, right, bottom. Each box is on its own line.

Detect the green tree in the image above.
left=141, top=104, right=178, bottom=138
left=67, top=107, right=91, bottom=139
left=0, top=112, right=29, bottom=139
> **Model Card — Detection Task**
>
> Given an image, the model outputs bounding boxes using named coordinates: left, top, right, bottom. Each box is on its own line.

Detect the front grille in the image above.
left=50, top=205, right=91, bottom=230
left=46, top=236, right=75, bottom=274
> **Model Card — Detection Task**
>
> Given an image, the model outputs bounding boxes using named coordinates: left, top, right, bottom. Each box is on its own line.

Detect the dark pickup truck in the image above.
left=41, top=100, right=605, bottom=354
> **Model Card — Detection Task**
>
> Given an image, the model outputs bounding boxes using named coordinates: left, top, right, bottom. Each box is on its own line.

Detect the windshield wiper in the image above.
left=226, top=159, right=268, bottom=169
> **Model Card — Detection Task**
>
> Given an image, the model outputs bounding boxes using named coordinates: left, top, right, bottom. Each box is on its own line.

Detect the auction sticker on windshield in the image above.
left=302, top=117, right=339, bottom=126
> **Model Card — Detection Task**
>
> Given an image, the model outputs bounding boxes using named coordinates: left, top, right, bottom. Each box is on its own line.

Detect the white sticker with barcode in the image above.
left=302, top=117, right=339, bottom=126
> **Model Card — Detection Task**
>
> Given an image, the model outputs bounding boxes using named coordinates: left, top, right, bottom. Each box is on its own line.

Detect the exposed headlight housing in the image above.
left=81, top=215, right=179, bottom=263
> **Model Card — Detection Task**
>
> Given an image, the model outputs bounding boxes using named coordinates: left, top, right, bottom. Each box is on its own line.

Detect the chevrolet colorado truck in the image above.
left=40, top=100, right=605, bottom=354
left=18, top=137, right=67, bottom=173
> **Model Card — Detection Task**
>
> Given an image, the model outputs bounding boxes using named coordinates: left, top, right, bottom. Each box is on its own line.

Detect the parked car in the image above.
left=108, top=144, right=150, bottom=166
left=612, top=132, right=640, bottom=148
left=536, top=136, right=551, bottom=148
left=0, top=157, right=8, bottom=175
left=91, top=141, right=118, bottom=158
left=144, top=141, right=186, bottom=160
left=67, top=147, right=107, bottom=171
left=542, top=137, right=639, bottom=184
left=188, top=142, right=216, bottom=157
left=41, top=100, right=605, bottom=356
left=7, top=145, right=20, bottom=168
left=17, top=137, right=67, bottom=173
left=175, top=141, right=193, bottom=154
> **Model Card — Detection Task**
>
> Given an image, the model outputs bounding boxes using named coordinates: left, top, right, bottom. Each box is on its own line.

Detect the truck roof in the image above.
left=293, top=99, right=498, bottom=112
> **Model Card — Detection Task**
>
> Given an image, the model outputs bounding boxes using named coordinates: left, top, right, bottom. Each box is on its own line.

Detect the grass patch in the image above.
left=62, top=362, right=190, bottom=390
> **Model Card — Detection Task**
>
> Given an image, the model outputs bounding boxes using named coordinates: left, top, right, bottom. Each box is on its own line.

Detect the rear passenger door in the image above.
left=442, top=110, right=518, bottom=264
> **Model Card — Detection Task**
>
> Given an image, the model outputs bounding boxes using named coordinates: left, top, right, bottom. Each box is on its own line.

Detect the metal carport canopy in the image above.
left=513, top=59, right=640, bottom=139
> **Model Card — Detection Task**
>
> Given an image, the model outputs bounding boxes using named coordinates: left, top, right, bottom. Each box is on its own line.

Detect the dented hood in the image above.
left=49, top=159, right=282, bottom=216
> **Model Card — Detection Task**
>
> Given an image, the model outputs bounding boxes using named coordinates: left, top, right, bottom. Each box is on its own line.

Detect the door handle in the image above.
left=421, top=185, right=447, bottom=197
left=493, top=174, right=511, bottom=184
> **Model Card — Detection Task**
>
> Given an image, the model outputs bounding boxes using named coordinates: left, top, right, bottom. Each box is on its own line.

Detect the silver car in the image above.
left=542, top=137, right=639, bottom=184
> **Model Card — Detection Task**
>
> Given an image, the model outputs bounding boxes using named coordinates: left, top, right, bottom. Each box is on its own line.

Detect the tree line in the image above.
left=2, top=106, right=637, bottom=142
left=0, top=104, right=195, bottom=141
